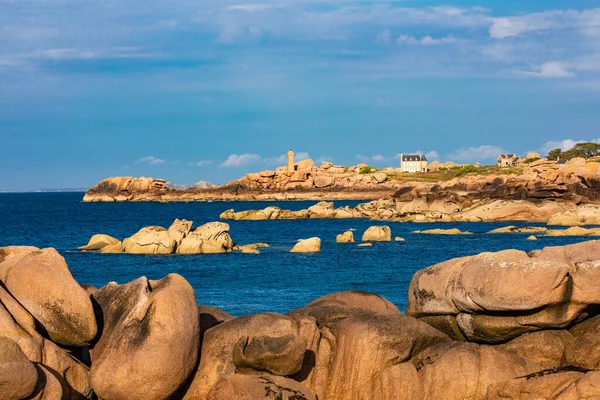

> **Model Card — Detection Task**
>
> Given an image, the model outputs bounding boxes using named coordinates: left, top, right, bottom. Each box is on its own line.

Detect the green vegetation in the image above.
left=548, top=142, right=600, bottom=161
left=455, top=164, right=479, bottom=177
left=359, top=166, right=375, bottom=174
left=385, top=165, right=523, bottom=183
left=524, top=157, right=541, bottom=163
left=343, top=166, right=349, bottom=173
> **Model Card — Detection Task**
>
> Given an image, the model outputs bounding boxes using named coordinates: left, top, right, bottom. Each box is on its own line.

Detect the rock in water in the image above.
left=91, top=274, right=200, bottom=400
left=527, top=235, right=538, bottom=241
left=336, top=231, right=355, bottom=243
left=362, top=226, right=392, bottom=242
left=122, top=226, right=176, bottom=255
left=78, top=234, right=121, bottom=251
left=0, top=336, right=38, bottom=400
left=177, top=222, right=234, bottom=254
left=0, top=247, right=97, bottom=346
left=291, top=238, right=321, bottom=253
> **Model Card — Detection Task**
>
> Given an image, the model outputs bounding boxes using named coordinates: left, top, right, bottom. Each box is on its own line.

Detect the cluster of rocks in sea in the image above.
left=220, top=197, right=600, bottom=226
left=79, top=219, right=235, bottom=255
left=3, top=241, right=600, bottom=399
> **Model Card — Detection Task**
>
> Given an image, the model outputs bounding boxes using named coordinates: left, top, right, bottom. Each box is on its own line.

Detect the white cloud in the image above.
left=447, top=145, right=505, bottom=163
left=520, top=62, right=575, bottom=78
left=489, top=8, right=600, bottom=39
left=226, top=4, right=274, bottom=13
left=425, top=150, right=439, bottom=160
left=397, top=34, right=456, bottom=45
left=356, top=154, right=388, bottom=164
left=135, top=156, right=165, bottom=165
left=375, top=29, right=392, bottom=44
left=196, top=160, right=212, bottom=167
left=220, top=154, right=262, bottom=167
left=296, top=152, right=310, bottom=161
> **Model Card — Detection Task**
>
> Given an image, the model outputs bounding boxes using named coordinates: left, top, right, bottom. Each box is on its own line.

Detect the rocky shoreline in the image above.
left=83, top=158, right=600, bottom=223
left=3, top=241, right=600, bottom=399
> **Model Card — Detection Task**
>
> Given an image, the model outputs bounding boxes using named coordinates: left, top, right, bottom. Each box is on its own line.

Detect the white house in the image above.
left=400, top=154, right=428, bottom=173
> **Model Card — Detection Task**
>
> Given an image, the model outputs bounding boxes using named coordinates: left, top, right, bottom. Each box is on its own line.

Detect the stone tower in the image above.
left=287, top=149, right=295, bottom=172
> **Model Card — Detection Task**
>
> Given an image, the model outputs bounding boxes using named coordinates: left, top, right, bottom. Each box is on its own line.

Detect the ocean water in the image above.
left=0, top=192, right=592, bottom=316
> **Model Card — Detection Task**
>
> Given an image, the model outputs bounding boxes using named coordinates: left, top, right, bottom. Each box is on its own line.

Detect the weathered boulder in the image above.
left=167, top=218, right=193, bottom=244
left=296, top=159, right=315, bottom=170
left=546, top=226, right=600, bottom=236
left=527, top=235, right=538, bottom=240
left=207, top=374, right=317, bottom=400
left=41, top=338, right=93, bottom=398
left=291, top=238, right=321, bottom=253
left=314, top=175, right=334, bottom=188
left=122, top=226, right=176, bottom=254
left=487, top=371, right=586, bottom=399
left=488, top=226, right=549, bottom=234
left=0, top=336, right=38, bottom=400
left=568, top=314, right=600, bottom=370
left=373, top=172, right=387, bottom=183
left=414, top=228, right=472, bottom=235
left=182, top=313, right=319, bottom=399
left=28, top=364, right=64, bottom=400
left=0, top=247, right=97, bottom=346
left=288, top=292, right=450, bottom=400
left=548, top=204, right=600, bottom=226
left=0, top=285, right=43, bottom=362
left=91, top=274, right=200, bottom=400
left=177, top=222, right=234, bottom=254
left=405, top=342, right=539, bottom=400
left=307, top=201, right=336, bottom=218
left=78, top=234, right=121, bottom=251
left=362, top=226, right=391, bottom=242
left=336, top=231, right=355, bottom=243
left=407, top=241, right=600, bottom=343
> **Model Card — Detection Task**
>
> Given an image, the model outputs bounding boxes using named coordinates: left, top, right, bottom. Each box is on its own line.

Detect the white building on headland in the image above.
left=400, top=154, right=428, bottom=173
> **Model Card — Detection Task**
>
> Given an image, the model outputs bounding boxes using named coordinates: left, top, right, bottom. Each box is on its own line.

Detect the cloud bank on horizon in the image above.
left=0, top=0, right=599, bottom=189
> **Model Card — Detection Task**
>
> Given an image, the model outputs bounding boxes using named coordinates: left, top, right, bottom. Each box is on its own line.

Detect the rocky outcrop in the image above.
left=336, top=231, right=354, bottom=243
left=548, top=204, right=600, bottom=225
left=488, top=226, right=549, bottom=233
left=4, top=242, right=600, bottom=399
left=91, top=274, right=200, bottom=400
left=361, top=226, right=392, bottom=242
left=0, top=336, right=38, bottom=400
left=81, top=219, right=235, bottom=255
left=407, top=240, right=600, bottom=343
left=413, top=228, right=473, bottom=235
left=0, top=247, right=97, bottom=346
left=78, top=234, right=122, bottom=252
left=290, top=238, right=321, bottom=253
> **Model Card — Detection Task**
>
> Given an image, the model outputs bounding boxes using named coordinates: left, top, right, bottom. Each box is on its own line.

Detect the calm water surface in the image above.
left=0, top=192, right=592, bottom=315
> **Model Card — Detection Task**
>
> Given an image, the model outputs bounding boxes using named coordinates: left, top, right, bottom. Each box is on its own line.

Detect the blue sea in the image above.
left=0, top=192, right=592, bottom=316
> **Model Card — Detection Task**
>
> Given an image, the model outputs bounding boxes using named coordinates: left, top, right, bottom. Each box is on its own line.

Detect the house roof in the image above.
left=402, top=154, right=427, bottom=162
left=498, top=154, right=517, bottom=159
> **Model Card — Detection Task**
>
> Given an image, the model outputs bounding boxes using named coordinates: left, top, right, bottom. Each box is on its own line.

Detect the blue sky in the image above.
left=1, top=0, right=600, bottom=190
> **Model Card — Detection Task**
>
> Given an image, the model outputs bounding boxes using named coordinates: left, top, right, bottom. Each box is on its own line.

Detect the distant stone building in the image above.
left=497, top=154, right=520, bottom=167
left=400, top=154, right=428, bottom=173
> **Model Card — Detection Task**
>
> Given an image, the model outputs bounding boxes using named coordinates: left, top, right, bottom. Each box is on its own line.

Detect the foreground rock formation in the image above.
left=79, top=219, right=235, bottom=255
left=3, top=241, right=600, bottom=399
